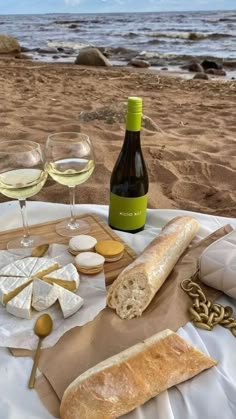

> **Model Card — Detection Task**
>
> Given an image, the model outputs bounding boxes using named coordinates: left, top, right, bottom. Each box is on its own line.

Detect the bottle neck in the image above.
left=123, top=111, right=142, bottom=152
left=123, top=130, right=141, bottom=153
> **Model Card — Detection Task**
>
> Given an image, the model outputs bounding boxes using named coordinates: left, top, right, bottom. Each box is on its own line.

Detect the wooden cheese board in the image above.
left=0, top=213, right=136, bottom=286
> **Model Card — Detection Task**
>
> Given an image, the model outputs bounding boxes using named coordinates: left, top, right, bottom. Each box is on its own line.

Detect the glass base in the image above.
left=55, top=219, right=90, bottom=237
left=7, top=235, right=48, bottom=256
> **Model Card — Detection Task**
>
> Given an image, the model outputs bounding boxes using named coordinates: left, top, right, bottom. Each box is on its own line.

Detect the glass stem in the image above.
left=19, top=199, right=32, bottom=246
left=69, top=186, right=77, bottom=229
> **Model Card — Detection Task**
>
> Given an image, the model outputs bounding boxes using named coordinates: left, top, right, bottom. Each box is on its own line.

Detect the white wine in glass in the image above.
left=45, top=132, right=95, bottom=237
left=0, top=140, right=48, bottom=252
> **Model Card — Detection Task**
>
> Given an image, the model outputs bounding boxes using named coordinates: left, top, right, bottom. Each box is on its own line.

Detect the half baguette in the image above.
left=107, top=215, right=199, bottom=319
left=60, top=329, right=216, bottom=419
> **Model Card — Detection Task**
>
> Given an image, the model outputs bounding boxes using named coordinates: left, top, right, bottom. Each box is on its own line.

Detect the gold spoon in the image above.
left=31, top=244, right=49, bottom=257
left=28, top=313, right=53, bottom=389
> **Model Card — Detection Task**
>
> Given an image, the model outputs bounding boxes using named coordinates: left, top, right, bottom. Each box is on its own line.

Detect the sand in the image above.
left=0, top=58, right=236, bottom=217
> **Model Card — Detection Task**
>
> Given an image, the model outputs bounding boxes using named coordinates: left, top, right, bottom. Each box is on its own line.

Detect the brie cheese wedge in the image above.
left=32, top=278, right=59, bottom=311
left=0, top=276, right=32, bottom=305
left=31, top=258, right=60, bottom=279
left=6, top=282, right=33, bottom=320
left=14, top=257, right=39, bottom=277
left=0, top=262, right=26, bottom=278
left=43, top=263, right=80, bottom=291
left=54, top=284, right=84, bottom=318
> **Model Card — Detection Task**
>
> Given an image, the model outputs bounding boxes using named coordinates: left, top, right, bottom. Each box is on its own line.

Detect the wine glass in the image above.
left=0, top=140, right=48, bottom=253
left=45, top=132, right=95, bottom=237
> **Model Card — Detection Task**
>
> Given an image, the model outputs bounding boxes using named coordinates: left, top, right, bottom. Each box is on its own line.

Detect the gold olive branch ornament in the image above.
left=181, top=276, right=236, bottom=337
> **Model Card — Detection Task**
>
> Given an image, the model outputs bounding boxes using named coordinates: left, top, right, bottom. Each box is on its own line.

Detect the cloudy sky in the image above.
left=0, top=0, right=235, bottom=14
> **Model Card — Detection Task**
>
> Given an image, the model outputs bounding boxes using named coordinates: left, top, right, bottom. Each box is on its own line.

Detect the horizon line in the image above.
left=0, top=8, right=235, bottom=16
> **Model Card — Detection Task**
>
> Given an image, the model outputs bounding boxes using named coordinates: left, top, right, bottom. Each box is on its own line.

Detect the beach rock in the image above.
left=205, top=68, right=226, bottom=76
left=188, top=61, right=204, bottom=73
left=75, top=47, right=112, bottom=67
left=193, top=73, right=209, bottom=80
left=0, top=34, right=21, bottom=54
left=201, top=60, right=223, bottom=70
left=77, top=103, right=162, bottom=132
left=161, top=67, right=168, bottom=70
left=129, top=58, right=150, bottom=68
left=14, top=53, right=31, bottom=60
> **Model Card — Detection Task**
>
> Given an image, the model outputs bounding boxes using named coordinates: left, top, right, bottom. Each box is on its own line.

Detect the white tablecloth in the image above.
left=0, top=201, right=236, bottom=419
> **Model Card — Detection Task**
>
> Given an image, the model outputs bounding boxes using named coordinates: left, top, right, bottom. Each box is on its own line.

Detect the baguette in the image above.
left=60, top=329, right=216, bottom=419
left=107, top=216, right=199, bottom=319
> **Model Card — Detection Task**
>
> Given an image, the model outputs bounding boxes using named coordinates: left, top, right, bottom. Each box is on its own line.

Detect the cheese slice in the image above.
left=43, top=263, right=80, bottom=291
left=0, top=262, right=26, bottom=278
left=0, top=276, right=32, bottom=305
left=6, top=282, right=33, bottom=319
left=14, top=257, right=39, bottom=277
left=54, top=284, right=84, bottom=318
left=32, top=278, right=59, bottom=311
left=30, top=258, right=60, bottom=279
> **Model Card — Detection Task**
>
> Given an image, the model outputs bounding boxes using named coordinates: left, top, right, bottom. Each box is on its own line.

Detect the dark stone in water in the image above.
left=189, top=32, right=200, bottom=40
left=57, top=47, right=64, bottom=52
left=68, top=24, right=78, bottom=29
left=193, top=73, right=209, bottom=80
left=37, top=47, right=58, bottom=54
left=54, top=19, right=84, bottom=24
left=128, top=58, right=150, bottom=68
left=201, top=60, right=223, bottom=70
left=106, top=46, right=135, bottom=56
left=188, top=61, right=204, bottom=73
left=21, top=46, right=31, bottom=52
left=223, top=60, right=236, bottom=68
left=161, top=67, right=168, bottom=70
left=205, top=68, right=226, bottom=76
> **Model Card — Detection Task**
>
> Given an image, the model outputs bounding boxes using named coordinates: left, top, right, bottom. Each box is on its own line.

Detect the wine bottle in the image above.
left=108, top=97, right=148, bottom=233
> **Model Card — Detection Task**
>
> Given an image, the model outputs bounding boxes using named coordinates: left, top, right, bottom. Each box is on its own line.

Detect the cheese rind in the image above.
left=31, top=258, right=60, bottom=279
left=55, top=284, right=84, bottom=318
left=43, top=263, right=80, bottom=291
left=0, top=276, right=32, bottom=305
left=0, top=262, right=26, bottom=278
left=32, top=278, right=59, bottom=311
left=6, top=283, right=33, bottom=319
left=14, top=257, right=39, bottom=277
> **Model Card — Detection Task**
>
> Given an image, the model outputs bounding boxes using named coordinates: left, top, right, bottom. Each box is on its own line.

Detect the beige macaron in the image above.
left=69, top=235, right=97, bottom=256
left=75, top=252, right=105, bottom=275
left=95, top=240, right=124, bottom=262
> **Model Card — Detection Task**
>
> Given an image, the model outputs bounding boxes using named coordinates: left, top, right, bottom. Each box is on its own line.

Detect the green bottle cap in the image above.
left=127, top=97, right=142, bottom=114
left=126, top=97, right=142, bottom=131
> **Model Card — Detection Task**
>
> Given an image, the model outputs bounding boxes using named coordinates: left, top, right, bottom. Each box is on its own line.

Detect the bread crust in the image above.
left=60, top=329, right=216, bottom=419
left=107, top=216, right=199, bottom=319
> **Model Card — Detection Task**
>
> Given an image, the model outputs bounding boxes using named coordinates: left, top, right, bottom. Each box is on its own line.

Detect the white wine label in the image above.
left=109, top=193, right=148, bottom=231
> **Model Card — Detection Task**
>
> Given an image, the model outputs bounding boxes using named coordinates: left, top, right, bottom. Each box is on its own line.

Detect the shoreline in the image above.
left=1, top=54, right=236, bottom=81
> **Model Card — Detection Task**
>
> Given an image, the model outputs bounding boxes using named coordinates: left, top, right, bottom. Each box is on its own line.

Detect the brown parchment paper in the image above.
left=11, top=224, right=232, bottom=418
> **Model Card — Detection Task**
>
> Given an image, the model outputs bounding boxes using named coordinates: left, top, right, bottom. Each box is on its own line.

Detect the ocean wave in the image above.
left=47, top=40, right=90, bottom=50
left=147, top=31, right=233, bottom=40
left=138, top=50, right=227, bottom=63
